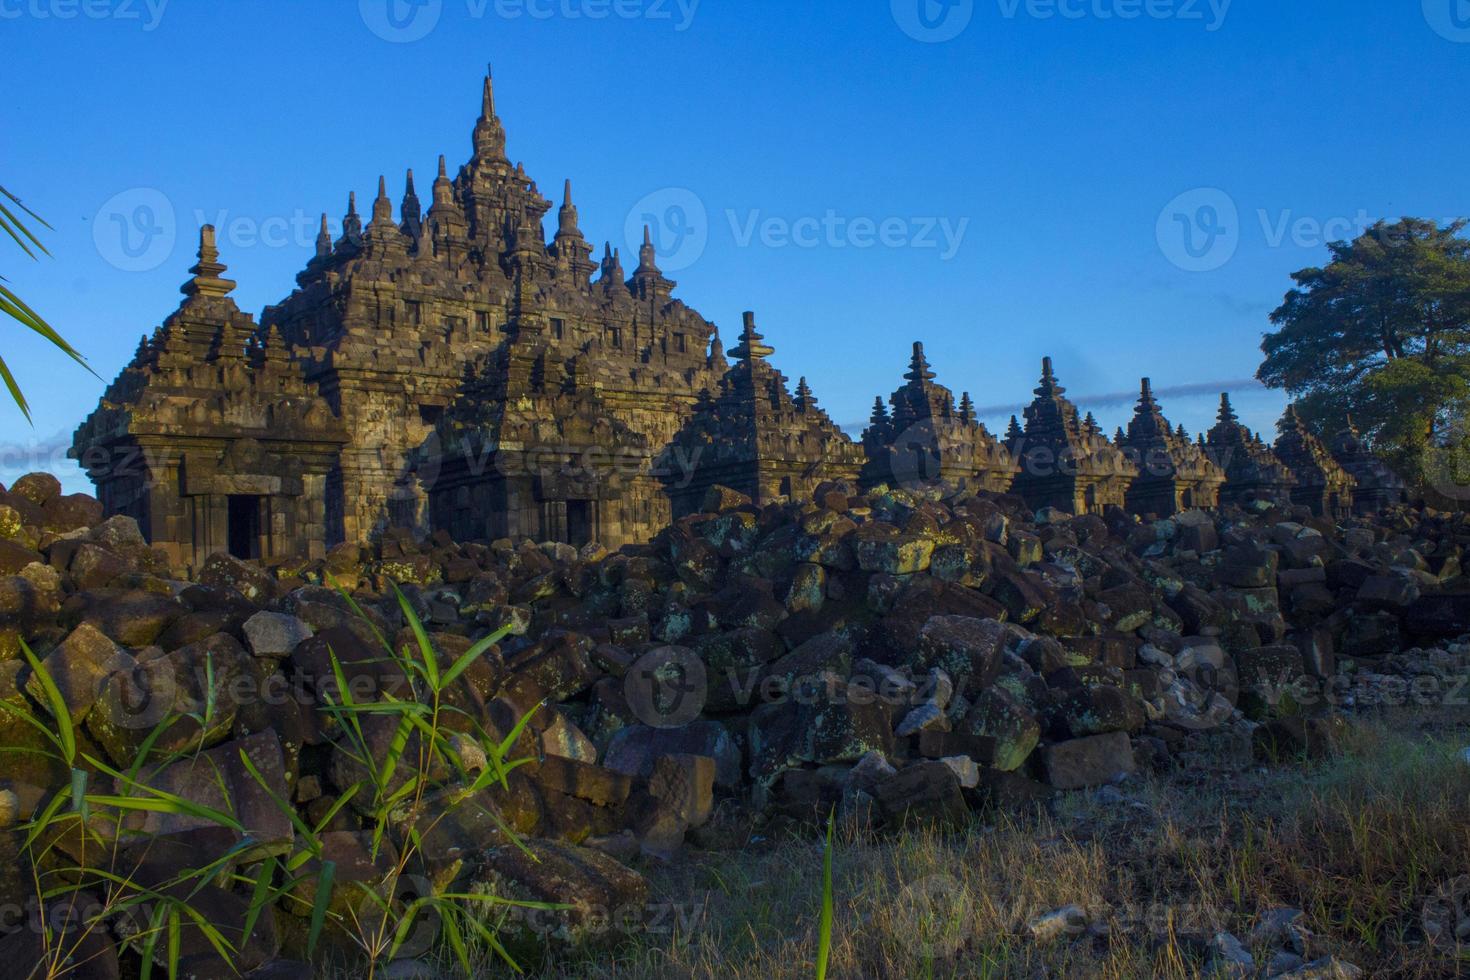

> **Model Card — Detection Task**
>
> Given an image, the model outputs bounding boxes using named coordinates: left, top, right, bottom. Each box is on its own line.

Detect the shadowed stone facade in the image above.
left=860, top=342, right=1018, bottom=493
left=1205, top=394, right=1297, bottom=510
left=665, top=313, right=863, bottom=515
left=70, top=228, right=347, bottom=567
left=1119, top=378, right=1226, bottom=516
left=1330, top=416, right=1409, bottom=514
left=1275, top=405, right=1358, bottom=518
left=1008, top=359, right=1136, bottom=514
left=72, top=70, right=1413, bottom=566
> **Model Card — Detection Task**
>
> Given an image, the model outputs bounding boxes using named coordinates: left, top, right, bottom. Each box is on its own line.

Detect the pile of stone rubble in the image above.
left=0, top=471, right=1465, bottom=975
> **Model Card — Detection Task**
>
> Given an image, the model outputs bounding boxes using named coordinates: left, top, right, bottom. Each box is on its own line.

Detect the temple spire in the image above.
left=314, top=213, right=331, bottom=259
left=1035, top=356, right=1064, bottom=397
left=794, top=377, right=816, bottom=412
left=181, top=225, right=235, bottom=298
left=728, top=311, right=775, bottom=362
left=472, top=64, right=507, bottom=161
left=401, top=168, right=422, bottom=240
left=871, top=396, right=891, bottom=426
left=958, top=391, right=974, bottom=425
left=1218, top=392, right=1239, bottom=426
left=904, top=341, right=936, bottom=384
left=340, top=191, right=363, bottom=248
left=1139, top=377, right=1158, bottom=409
left=1005, top=414, right=1024, bottom=442
left=635, top=225, right=660, bottom=275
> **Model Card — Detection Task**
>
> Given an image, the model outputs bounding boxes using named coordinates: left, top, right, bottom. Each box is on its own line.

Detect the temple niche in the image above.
left=861, top=342, right=1018, bottom=493
left=1008, top=358, right=1136, bottom=515
left=1274, top=405, right=1358, bottom=519
left=1331, top=416, right=1409, bottom=513
left=1119, top=378, right=1226, bottom=516
left=663, top=313, right=864, bottom=515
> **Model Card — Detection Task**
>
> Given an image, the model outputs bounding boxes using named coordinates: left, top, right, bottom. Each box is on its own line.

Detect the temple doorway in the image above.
left=228, top=495, right=263, bottom=559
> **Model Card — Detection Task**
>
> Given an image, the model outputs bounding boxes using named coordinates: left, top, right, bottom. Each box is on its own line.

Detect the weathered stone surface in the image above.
left=1042, top=731, right=1137, bottom=789
left=26, top=622, right=127, bottom=724
left=243, top=611, right=314, bottom=658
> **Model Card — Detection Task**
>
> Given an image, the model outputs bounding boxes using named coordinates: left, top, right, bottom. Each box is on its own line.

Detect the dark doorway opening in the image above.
left=228, top=495, right=262, bottom=559
left=566, top=499, right=592, bottom=548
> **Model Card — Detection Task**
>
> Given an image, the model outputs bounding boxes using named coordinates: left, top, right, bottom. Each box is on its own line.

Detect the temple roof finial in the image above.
left=904, top=341, right=936, bottom=384
left=181, top=224, right=236, bottom=298
left=728, top=311, right=775, bottom=362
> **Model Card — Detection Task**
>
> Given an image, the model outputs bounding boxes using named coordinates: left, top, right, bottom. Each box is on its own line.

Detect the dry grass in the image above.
left=515, top=712, right=1470, bottom=980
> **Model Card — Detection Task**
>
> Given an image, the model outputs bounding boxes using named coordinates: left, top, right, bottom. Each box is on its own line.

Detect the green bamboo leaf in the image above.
left=0, top=353, right=29, bottom=422
left=241, top=856, right=278, bottom=939
left=392, top=582, right=439, bottom=691
left=21, top=640, right=75, bottom=765
left=306, top=860, right=336, bottom=957
left=440, top=623, right=512, bottom=691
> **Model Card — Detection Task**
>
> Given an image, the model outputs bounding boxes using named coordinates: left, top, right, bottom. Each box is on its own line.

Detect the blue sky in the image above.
left=4, top=0, right=1467, bottom=492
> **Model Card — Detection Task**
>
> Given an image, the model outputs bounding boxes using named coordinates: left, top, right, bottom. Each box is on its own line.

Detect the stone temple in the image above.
left=70, top=69, right=1408, bottom=568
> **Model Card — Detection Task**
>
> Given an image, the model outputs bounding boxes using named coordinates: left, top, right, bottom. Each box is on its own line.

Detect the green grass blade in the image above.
left=20, top=640, right=75, bottom=765
left=393, top=582, right=439, bottom=691
left=440, top=624, right=512, bottom=691
left=816, top=806, right=835, bottom=980
left=306, top=859, right=336, bottom=958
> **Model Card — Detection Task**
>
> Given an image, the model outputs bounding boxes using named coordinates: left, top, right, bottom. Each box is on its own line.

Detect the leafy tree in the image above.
left=1258, top=218, right=1470, bottom=498
left=1, top=184, right=90, bottom=422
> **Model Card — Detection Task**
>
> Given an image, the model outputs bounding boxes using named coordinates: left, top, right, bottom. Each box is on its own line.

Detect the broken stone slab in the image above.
left=468, top=838, right=650, bottom=955
left=916, top=615, right=1006, bottom=692
left=875, top=760, right=967, bottom=827
left=603, top=720, right=742, bottom=789
left=118, top=730, right=293, bottom=861
left=960, top=686, right=1039, bottom=772
left=242, top=611, right=314, bottom=658
left=1042, top=732, right=1137, bottom=790
left=26, top=622, right=130, bottom=725
left=649, top=753, right=715, bottom=828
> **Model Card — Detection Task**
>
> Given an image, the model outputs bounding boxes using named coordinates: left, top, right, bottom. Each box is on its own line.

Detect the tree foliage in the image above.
left=1, top=184, right=90, bottom=423
left=1258, top=218, right=1470, bottom=494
